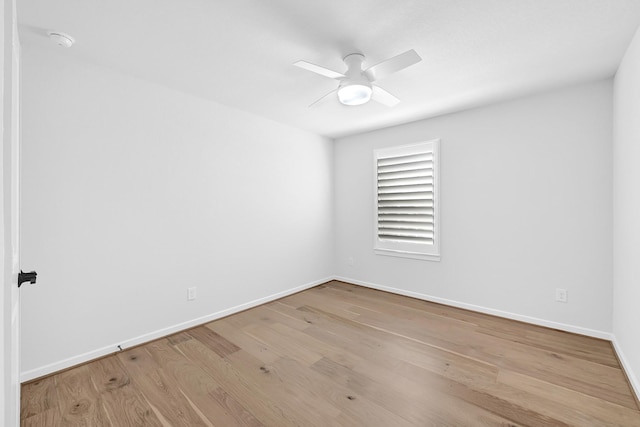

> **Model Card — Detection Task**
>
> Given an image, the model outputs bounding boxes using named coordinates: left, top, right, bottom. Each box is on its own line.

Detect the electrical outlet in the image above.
left=187, top=287, right=197, bottom=301
left=555, top=288, right=568, bottom=303
left=347, top=257, right=355, bottom=267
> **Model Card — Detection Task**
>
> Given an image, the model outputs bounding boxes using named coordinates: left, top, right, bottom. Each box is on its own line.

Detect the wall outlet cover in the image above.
left=555, top=288, right=568, bottom=303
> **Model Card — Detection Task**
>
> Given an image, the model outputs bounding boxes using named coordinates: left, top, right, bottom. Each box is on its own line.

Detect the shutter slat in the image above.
left=377, top=184, right=433, bottom=194
left=378, top=176, right=433, bottom=187
left=378, top=200, right=433, bottom=208
left=379, top=221, right=434, bottom=231
left=377, top=169, right=433, bottom=181
left=378, top=207, right=434, bottom=215
left=378, top=229, right=434, bottom=239
left=378, top=160, right=433, bottom=174
left=378, top=191, right=432, bottom=201
left=377, top=214, right=433, bottom=223
left=378, top=235, right=434, bottom=244
left=378, top=153, right=433, bottom=167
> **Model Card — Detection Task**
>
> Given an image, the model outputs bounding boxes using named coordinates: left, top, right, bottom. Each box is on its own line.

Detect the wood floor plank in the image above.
left=20, top=375, right=58, bottom=420
left=241, top=322, right=324, bottom=366
left=206, top=320, right=282, bottom=365
left=53, top=365, right=112, bottom=426
left=175, top=338, right=313, bottom=427
left=21, top=409, right=62, bottom=427
left=167, top=331, right=193, bottom=346
left=146, top=340, right=263, bottom=427
left=265, top=355, right=415, bottom=427
left=311, top=355, right=521, bottom=427
left=224, top=350, right=349, bottom=424
left=476, top=325, right=620, bottom=367
left=116, top=345, right=210, bottom=426
left=87, top=355, right=163, bottom=426
left=496, top=370, right=640, bottom=426
left=186, top=326, right=241, bottom=358
left=248, top=303, right=312, bottom=331
left=280, top=288, right=363, bottom=320
left=22, top=280, right=640, bottom=426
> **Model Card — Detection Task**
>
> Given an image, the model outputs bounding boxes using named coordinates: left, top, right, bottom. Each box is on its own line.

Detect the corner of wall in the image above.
left=612, top=22, right=640, bottom=405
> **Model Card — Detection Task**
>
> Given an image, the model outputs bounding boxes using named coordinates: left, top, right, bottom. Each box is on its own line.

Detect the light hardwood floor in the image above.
left=21, top=281, right=640, bottom=426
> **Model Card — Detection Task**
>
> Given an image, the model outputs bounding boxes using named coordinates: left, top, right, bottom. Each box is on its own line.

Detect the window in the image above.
left=374, top=140, right=440, bottom=261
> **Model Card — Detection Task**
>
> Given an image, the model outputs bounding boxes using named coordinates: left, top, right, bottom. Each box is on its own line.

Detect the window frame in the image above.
left=373, top=139, right=441, bottom=261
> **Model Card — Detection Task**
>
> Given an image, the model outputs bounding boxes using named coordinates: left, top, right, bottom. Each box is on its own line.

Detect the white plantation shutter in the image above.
left=374, top=141, right=440, bottom=261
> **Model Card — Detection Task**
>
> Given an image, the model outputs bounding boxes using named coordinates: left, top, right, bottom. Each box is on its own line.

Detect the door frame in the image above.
left=2, top=0, right=21, bottom=425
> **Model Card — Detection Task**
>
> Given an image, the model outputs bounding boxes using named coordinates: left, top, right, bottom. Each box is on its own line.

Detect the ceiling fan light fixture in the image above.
left=295, top=49, right=420, bottom=108
left=338, top=83, right=372, bottom=106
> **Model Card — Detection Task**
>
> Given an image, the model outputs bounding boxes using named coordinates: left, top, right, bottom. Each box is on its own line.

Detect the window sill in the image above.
left=374, top=248, right=440, bottom=262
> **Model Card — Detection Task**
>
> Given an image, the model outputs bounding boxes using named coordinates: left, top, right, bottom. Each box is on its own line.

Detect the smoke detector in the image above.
left=47, top=31, right=75, bottom=48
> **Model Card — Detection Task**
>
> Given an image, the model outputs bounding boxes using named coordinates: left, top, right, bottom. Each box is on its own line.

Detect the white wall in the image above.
left=613, top=26, right=640, bottom=398
left=334, top=80, right=613, bottom=336
left=19, top=45, right=333, bottom=379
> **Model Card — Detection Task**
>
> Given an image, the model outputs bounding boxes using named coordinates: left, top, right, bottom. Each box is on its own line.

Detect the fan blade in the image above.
left=309, top=88, right=338, bottom=108
left=372, top=85, right=400, bottom=107
left=294, top=60, right=345, bottom=80
left=364, top=49, right=421, bottom=82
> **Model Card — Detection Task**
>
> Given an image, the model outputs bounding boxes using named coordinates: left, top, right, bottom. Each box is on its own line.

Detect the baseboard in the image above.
left=20, top=276, right=332, bottom=383
left=334, top=276, right=612, bottom=340
left=611, top=336, right=640, bottom=404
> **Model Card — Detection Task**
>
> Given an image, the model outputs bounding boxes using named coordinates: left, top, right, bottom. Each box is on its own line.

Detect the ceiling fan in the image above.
left=294, top=49, right=421, bottom=107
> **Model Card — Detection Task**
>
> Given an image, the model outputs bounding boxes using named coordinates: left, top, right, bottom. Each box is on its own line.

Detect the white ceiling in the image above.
left=17, top=0, right=640, bottom=138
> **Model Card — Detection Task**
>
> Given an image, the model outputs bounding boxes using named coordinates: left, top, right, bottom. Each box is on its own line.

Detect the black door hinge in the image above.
left=18, top=270, right=37, bottom=288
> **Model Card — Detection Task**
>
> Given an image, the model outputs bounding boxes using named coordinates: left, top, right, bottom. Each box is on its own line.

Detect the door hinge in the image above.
left=18, top=270, right=37, bottom=287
